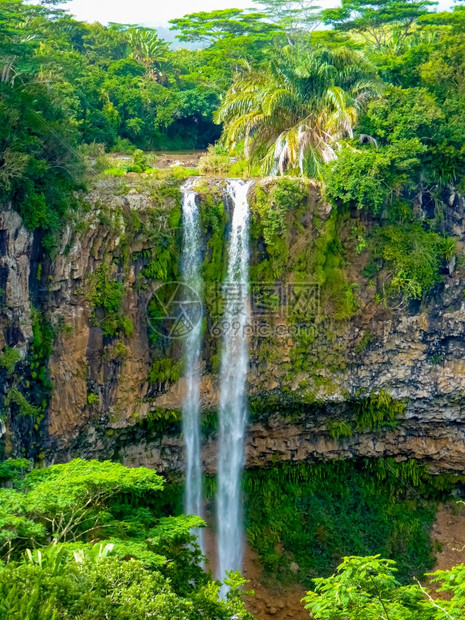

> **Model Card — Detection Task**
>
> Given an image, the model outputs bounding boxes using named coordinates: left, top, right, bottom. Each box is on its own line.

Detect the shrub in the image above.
left=0, top=347, right=21, bottom=376
left=87, top=393, right=99, bottom=405
left=127, top=149, right=151, bottom=173
left=198, top=154, right=232, bottom=175
left=110, top=137, right=137, bottom=154
left=86, top=266, right=132, bottom=338
left=371, top=224, right=452, bottom=300
left=303, top=554, right=465, bottom=619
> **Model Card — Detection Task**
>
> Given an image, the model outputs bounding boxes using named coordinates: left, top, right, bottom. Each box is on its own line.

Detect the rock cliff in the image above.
left=1, top=174, right=465, bottom=475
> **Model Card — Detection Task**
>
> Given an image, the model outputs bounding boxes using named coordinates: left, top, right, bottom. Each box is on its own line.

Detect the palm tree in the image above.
left=127, top=29, right=169, bottom=81
left=216, top=45, right=382, bottom=177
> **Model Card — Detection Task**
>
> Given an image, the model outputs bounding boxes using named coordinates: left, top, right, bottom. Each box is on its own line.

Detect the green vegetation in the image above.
left=0, top=308, right=53, bottom=443
left=303, top=554, right=465, bottom=619
left=199, top=186, right=228, bottom=285
left=1, top=0, right=462, bottom=303
left=0, top=459, right=252, bottom=619
left=218, top=46, right=380, bottom=176
left=327, top=390, right=406, bottom=438
left=3, top=0, right=465, bottom=615
left=370, top=223, right=452, bottom=300
left=253, top=178, right=308, bottom=246
left=87, top=393, right=99, bottom=405
left=0, top=2, right=83, bottom=252
left=321, top=0, right=437, bottom=47
left=29, top=308, right=54, bottom=393
left=244, top=459, right=460, bottom=585
left=250, top=178, right=309, bottom=281
left=134, top=408, right=182, bottom=435
left=86, top=265, right=133, bottom=338
left=148, top=358, right=183, bottom=386
left=0, top=348, right=20, bottom=376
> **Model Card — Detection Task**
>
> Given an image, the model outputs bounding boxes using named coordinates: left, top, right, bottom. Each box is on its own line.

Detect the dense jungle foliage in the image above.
left=0, top=459, right=252, bottom=618
left=3, top=0, right=465, bottom=617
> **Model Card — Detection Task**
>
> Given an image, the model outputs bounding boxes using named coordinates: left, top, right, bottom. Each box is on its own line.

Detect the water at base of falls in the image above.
left=216, top=179, right=252, bottom=591
left=181, top=184, right=204, bottom=557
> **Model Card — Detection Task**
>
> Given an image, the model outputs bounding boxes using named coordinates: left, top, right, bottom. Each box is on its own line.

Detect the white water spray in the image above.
left=217, top=179, right=252, bottom=588
left=181, top=184, right=204, bottom=556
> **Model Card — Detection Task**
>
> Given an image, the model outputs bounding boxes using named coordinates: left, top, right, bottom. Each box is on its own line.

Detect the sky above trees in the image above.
left=58, top=0, right=454, bottom=26
left=59, top=0, right=256, bottom=26
left=58, top=0, right=337, bottom=26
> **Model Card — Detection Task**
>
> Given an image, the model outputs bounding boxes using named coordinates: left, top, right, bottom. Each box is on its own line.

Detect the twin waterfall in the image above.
left=180, top=179, right=252, bottom=588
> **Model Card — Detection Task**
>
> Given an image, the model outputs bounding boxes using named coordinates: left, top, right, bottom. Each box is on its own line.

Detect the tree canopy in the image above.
left=322, top=0, right=438, bottom=48
left=303, top=554, right=465, bottom=619
left=0, top=459, right=252, bottom=619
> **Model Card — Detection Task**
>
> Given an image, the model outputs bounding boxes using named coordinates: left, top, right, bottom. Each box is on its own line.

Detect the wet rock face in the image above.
left=106, top=271, right=465, bottom=475
left=44, top=180, right=159, bottom=450
left=2, top=180, right=465, bottom=473
left=0, top=209, right=33, bottom=354
left=73, top=280, right=465, bottom=477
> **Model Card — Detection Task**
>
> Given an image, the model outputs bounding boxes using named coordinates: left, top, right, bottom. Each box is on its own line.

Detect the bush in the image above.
left=323, top=140, right=425, bottom=215
left=0, top=347, right=21, bottom=376
left=254, top=177, right=308, bottom=246
left=78, top=142, right=106, bottom=158
left=87, top=393, right=99, bottom=405
left=371, top=224, right=452, bottom=300
left=86, top=266, right=132, bottom=337
left=198, top=154, right=232, bottom=175
left=103, top=167, right=126, bottom=176
left=127, top=149, right=151, bottom=173
left=110, top=137, right=137, bottom=154
left=303, top=554, right=465, bottom=619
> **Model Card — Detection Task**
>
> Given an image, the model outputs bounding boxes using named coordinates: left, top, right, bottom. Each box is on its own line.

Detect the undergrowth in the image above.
left=244, top=459, right=461, bottom=586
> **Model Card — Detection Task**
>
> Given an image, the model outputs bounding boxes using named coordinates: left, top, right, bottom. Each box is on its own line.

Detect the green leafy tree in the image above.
left=322, top=0, right=438, bottom=49
left=127, top=28, right=169, bottom=80
left=169, top=8, right=282, bottom=97
left=303, top=555, right=464, bottom=619
left=0, top=459, right=253, bottom=619
left=170, top=9, right=279, bottom=44
left=252, top=0, right=322, bottom=42
left=419, top=2, right=465, bottom=32
left=0, top=0, right=83, bottom=249
left=324, top=85, right=465, bottom=213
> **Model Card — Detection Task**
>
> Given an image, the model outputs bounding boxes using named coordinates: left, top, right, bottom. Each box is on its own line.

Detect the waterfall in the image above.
left=181, top=184, right=204, bottom=556
left=217, top=179, right=252, bottom=589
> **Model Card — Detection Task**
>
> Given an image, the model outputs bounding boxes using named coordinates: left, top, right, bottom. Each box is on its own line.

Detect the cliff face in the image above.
left=114, top=290, right=465, bottom=475
left=45, top=181, right=156, bottom=443
left=1, top=175, right=465, bottom=474
left=0, top=209, right=34, bottom=354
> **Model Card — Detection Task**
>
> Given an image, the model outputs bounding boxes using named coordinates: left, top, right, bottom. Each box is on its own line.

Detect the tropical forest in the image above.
left=2, top=0, right=465, bottom=617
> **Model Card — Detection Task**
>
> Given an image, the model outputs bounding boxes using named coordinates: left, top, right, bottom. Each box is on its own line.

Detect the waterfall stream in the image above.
left=181, top=184, right=204, bottom=556
left=217, top=179, right=252, bottom=589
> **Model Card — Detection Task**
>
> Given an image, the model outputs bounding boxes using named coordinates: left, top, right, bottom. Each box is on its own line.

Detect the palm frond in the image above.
left=216, top=43, right=381, bottom=178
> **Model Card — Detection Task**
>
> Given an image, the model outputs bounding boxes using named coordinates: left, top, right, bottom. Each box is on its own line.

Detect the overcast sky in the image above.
left=59, top=0, right=260, bottom=26
left=57, top=0, right=454, bottom=27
